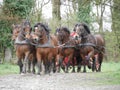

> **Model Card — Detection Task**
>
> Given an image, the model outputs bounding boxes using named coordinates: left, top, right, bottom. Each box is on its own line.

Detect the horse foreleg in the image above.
left=52, top=59, right=56, bottom=73
left=32, top=58, right=37, bottom=74
left=66, top=58, right=71, bottom=73
left=23, top=54, right=29, bottom=73
left=48, top=60, right=52, bottom=75
left=72, top=57, right=75, bottom=73
left=17, top=59, right=23, bottom=74
left=37, top=60, right=42, bottom=75
left=87, top=51, right=94, bottom=69
left=77, top=62, right=81, bottom=73
left=98, top=54, right=103, bottom=72
left=83, top=65, right=86, bottom=72
left=58, top=58, right=63, bottom=73
left=76, top=55, right=82, bottom=73
left=92, top=58, right=96, bottom=72
left=27, top=60, right=31, bottom=73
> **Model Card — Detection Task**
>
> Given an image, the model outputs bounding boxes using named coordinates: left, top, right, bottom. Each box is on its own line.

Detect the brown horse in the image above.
left=31, top=23, right=58, bottom=75
left=93, top=34, right=105, bottom=72
left=12, top=21, right=36, bottom=74
left=55, top=27, right=80, bottom=73
left=74, top=23, right=105, bottom=72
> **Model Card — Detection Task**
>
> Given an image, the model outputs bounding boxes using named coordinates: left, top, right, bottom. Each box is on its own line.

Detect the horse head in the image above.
left=12, top=24, right=22, bottom=41
left=56, top=27, right=70, bottom=44
left=75, top=23, right=91, bottom=38
left=32, top=23, right=50, bottom=44
left=22, top=20, right=32, bottom=34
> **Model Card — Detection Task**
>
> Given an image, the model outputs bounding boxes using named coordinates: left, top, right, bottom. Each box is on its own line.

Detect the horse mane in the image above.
left=81, top=23, right=91, bottom=34
left=22, top=20, right=32, bottom=31
left=34, top=23, right=50, bottom=34
left=73, top=23, right=78, bottom=31
left=61, top=27, right=70, bottom=35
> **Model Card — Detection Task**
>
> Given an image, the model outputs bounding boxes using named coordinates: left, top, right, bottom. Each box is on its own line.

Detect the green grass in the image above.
left=0, top=63, right=19, bottom=75
left=85, top=62, right=120, bottom=85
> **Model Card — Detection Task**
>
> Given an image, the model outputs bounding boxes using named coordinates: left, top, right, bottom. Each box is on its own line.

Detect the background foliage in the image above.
left=0, top=0, right=120, bottom=62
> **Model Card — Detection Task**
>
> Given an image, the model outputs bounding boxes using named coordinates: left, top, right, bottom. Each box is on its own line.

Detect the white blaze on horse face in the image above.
left=35, top=27, right=38, bottom=30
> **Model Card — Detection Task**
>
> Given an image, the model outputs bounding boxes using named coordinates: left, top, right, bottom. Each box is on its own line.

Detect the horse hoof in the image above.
left=88, top=66, right=91, bottom=69
left=53, top=69, right=56, bottom=73
left=20, top=73, right=25, bottom=75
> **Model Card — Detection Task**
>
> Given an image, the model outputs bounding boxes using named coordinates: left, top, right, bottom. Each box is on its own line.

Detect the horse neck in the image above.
left=81, top=34, right=96, bottom=44
left=17, top=31, right=25, bottom=41
left=39, top=33, right=49, bottom=44
left=63, top=37, right=70, bottom=43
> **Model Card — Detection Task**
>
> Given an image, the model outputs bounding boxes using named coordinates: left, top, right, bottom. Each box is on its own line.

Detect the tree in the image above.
left=77, top=0, right=92, bottom=24
left=2, top=0, right=35, bottom=19
left=0, top=0, right=35, bottom=62
left=111, top=0, right=120, bottom=52
left=51, top=0, right=61, bottom=21
left=31, top=0, right=50, bottom=22
left=51, top=0, right=61, bottom=31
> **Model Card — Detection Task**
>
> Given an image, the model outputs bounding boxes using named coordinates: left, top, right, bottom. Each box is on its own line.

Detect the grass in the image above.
left=85, top=61, right=120, bottom=85
left=0, top=63, right=19, bottom=75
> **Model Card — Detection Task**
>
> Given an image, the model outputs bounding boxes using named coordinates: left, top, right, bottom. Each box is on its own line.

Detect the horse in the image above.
left=12, top=21, right=36, bottom=74
left=55, top=27, right=81, bottom=73
left=74, top=23, right=105, bottom=72
left=31, top=23, right=58, bottom=75
left=93, top=34, right=105, bottom=72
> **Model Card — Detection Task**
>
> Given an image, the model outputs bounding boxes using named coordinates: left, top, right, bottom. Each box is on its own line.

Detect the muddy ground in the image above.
left=0, top=72, right=120, bottom=90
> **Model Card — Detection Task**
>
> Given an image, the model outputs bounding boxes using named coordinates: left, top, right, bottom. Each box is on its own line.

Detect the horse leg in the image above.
left=22, top=53, right=29, bottom=73
left=72, top=57, right=75, bottom=73
left=77, top=60, right=81, bottom=73
left=78, top=56, right=83, bottom=72
left=66, top=57, right=71, bottom=73
left=32, top=58, right=37, bottom=74
left=98, top=54, right=103, bottom=72
left=27, top=60, right=31, bottom=73
left=44, top=60, right=48, bottom=74
left=17, top=58, right=23, bottom=74
left=92, top=58, right=96, bottom=72
left=37, top=60, right=42, bottom=75
left=83, top=65, right=86, bottom=72
left=86, top=51, right=94, bottom=69
left=58, top=58, right=63, bottom=73
left=48, top=60, right=52, bottom=75
left=52, top=59, right=56, bottom=73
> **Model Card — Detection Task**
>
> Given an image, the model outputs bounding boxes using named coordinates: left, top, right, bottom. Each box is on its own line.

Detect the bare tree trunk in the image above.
left=52, top=0, right=61, bottom=21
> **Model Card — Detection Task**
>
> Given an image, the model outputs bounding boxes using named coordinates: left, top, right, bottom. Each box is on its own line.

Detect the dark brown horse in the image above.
left=74, top=23, right=105, bottom=72
left=31, top=23, right=58, bottom=75
left=55, top=27, right=81, bottom=73
left=12, top=21, right=36, bottom=74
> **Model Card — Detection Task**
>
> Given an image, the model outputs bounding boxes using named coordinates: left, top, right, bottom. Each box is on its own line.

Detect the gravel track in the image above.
left=0, top=73, right=120, bottom=90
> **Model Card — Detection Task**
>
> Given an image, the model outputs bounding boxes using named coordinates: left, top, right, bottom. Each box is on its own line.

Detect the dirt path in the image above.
left=0, top=73, right=120, bottom=90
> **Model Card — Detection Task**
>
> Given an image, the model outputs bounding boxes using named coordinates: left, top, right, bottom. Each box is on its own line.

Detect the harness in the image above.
left=35, top=35, right=54, bottom=48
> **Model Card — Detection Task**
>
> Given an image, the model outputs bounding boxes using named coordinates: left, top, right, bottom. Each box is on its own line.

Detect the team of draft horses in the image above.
left=12, top=20, right=105, bottom=75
